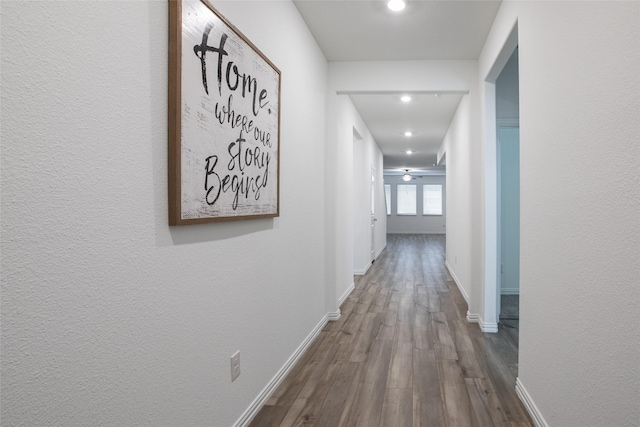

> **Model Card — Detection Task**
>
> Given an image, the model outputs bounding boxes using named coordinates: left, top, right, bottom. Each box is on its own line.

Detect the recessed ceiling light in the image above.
left=400, top=95, right=411, bottom=103
left=406, top=150, right=413, bottom=155
left=387, top=0, right=405, bottom=12
left=404, top=131, right=412, bottom=137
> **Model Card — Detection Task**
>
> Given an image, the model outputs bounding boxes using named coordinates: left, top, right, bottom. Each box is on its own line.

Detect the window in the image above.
left=397, top=184, right=416, bottom=215
left=385, top=185, right=391, bottom=215
left=423, top=184, right=443, bottom=215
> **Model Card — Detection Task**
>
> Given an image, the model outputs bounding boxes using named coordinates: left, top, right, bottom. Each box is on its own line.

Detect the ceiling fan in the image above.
left=402, top=169, right=424, bottom=181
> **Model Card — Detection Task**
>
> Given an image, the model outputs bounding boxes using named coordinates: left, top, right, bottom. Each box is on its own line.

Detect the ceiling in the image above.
left=350, top=92, right=463, bottom=171
left=293, top=0, right=502, bottom=172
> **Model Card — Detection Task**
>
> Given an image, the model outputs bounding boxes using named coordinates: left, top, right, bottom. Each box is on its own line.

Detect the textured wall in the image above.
left=1, top=1, right=329, bottom=425
left=440, top=96, right=474, bottom=303
left=337, top=96, right=387, bottom=275
left=480, top=2, right=640, bottom=425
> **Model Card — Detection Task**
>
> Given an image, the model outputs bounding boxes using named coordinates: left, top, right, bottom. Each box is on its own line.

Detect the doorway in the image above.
left=481, top=29, right=521, bottom=390
left=496, top=47, right=520, bottom=321
left=483, top=23, right=519, bottom=333
left=497, top=126, right=520, bottom=320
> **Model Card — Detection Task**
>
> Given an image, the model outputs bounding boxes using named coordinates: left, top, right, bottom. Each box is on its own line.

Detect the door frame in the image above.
left=482, top=22, right=519, bottom=332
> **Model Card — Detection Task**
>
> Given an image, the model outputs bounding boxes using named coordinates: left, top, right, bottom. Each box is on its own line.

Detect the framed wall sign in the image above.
left=168, top=0, right=281, bottom=225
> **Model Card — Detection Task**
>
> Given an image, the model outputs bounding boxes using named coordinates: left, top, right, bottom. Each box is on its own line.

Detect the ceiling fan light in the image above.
left=402, top=170, right=412, bottom=181
left=400, top=95, right=411, bottom=102
left=387, top=0, right=406, bottom=12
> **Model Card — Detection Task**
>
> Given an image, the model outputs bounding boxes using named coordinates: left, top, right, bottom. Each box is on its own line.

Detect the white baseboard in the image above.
left=327, top=310, right=341, bottom=322
left=353, top=262, right=371, bottom=276
left=232, top=313, right=331, bottom=427
left=353, top=243, right=386, bottom=276
left=501, top=287, right=520, bottom=295
left=445, top=260, right=469, bottom=304
left=338, top=282, right=355, bottom=306
left=479, top=318, right=498, bottom=333
left=466, top=311, right=479, bottom=323
left=448, top=262, right=498, bottom=333
left=466, top=311, right=498, bottom=333
left=516, top=378, right=549, bottom=427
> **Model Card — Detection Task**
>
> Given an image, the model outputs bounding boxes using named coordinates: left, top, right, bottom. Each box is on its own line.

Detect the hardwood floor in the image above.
left=249, top=234, right=532, bottom=427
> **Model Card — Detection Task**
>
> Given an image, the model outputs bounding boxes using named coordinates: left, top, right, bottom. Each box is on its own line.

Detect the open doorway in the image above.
left=496, top=49, right=520, bottom=322
left=482, top=21, right=518, bottom=334
left=481, top=25, right=521, bottom=392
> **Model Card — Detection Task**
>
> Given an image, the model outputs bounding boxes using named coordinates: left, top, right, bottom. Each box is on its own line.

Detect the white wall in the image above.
left=0, top=1, right=331, bottom=425
left=372, top=145, right=387, bottom=263
left=334, top=96, right=386, bottom=277
left=437, top=95, right=475, bottom=307
left=324, top=92, right=354, bottom=308
left=478, top=1, right=640, bottom=425
left=352, top=134, right=365, bottom=272
left=384, top=174, right=446, bottom=234
left=330, top=60, right=477, bottom=93
left=5, top=2, right=636, bottom=426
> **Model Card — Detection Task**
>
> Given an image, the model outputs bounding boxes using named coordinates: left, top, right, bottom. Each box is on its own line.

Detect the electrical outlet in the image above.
left=230, top=351, right=241, bottom=382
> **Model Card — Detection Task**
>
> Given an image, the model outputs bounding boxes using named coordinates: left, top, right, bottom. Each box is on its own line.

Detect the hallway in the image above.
left=249, top=234, right=532, bottom=426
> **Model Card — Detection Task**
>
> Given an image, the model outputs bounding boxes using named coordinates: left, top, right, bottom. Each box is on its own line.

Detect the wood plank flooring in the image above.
left=249, top=234, right=532, bottom=427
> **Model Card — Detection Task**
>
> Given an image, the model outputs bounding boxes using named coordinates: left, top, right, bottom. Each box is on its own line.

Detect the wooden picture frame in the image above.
left=168, top=0, right=281, bottom=225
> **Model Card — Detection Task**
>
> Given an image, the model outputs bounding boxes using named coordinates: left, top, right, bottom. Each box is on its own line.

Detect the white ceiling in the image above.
left=350, top=92, right=463, bottom=170
left=293, top=0, right=502, bottom=172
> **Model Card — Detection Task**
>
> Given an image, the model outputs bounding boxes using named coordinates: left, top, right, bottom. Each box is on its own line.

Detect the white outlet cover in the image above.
left=230, top=351, right=241, bottom=382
